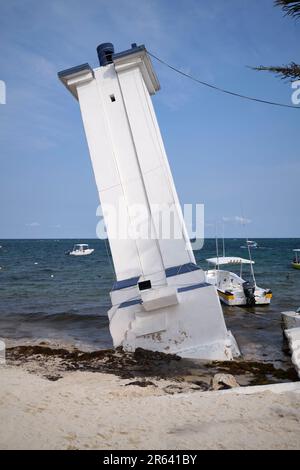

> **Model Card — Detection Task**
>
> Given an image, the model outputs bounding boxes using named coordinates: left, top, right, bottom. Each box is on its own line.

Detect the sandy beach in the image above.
left=1, top=345, right=300, bottom=450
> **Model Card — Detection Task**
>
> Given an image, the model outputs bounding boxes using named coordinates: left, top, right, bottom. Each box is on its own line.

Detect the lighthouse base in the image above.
left=108, top=266, right=240, bottom=361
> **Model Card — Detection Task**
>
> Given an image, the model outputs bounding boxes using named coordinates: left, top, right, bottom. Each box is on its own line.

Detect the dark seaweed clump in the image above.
left=205, top=360, right=298, bottom=386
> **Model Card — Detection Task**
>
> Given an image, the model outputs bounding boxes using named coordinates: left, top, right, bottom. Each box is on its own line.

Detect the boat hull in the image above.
left=217, top=290, right=272, bottom=306
left=292, top=262, right=300, bottom=270
left=69, top=249, right=94, bottom=256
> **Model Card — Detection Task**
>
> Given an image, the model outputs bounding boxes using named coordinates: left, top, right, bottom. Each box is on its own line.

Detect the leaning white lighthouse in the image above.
left=59, top=43, right=238, bottom=360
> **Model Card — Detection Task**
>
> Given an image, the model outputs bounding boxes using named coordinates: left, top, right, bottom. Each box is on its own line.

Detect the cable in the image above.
left=148, top=51, right=300, bottom=110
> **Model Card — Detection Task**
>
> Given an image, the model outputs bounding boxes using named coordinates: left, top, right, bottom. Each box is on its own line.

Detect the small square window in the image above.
left=138, top=280, right=152, bottom=291
left=110, top=94, right=116, bottom=102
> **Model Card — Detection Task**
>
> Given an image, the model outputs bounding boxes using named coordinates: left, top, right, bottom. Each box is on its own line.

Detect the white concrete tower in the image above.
left=59, top=43, right=239, bottom=359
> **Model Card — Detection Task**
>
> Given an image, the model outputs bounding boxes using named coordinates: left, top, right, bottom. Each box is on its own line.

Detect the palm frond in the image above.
left=254, top=63, right=300, bottom=81
left=275, top=0, right=300, bottom=18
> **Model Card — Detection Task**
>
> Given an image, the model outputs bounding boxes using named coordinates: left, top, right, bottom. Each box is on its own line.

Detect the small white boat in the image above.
left=241, top=240, right=258, bottom=249
left=205, top=257, right=272, bottom=306
left=292, top=249, right=300, bottom=270
left=66, top=243, right=94, bottom=256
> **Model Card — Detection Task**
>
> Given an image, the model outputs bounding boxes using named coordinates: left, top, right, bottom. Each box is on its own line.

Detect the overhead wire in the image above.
left=148, top=51, right=299, bottom=110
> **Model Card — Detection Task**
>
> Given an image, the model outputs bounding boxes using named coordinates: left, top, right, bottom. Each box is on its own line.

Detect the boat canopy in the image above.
left=74, top=244, right=89, bottom=247
left=293, top=249, right=300, bottom=252
left=206, top=256, right=255, bottom=266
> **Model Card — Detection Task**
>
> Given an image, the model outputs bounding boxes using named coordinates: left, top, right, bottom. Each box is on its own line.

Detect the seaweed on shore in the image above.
left=6, top=345, right=182, bottom=380
left=6, top=344, right=298, bottom=388
left=205, top=360, right=298, bottom=385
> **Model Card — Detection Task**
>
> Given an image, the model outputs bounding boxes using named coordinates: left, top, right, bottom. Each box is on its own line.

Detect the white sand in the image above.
left=0, top=365, right=300, bottom=450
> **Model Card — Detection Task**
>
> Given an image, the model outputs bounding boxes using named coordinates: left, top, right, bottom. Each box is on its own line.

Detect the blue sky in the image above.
left=0, top=0, right=299, bottom=239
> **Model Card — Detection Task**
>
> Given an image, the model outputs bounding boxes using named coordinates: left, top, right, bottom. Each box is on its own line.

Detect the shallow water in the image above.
left=0, top=238, right=299, bottom=366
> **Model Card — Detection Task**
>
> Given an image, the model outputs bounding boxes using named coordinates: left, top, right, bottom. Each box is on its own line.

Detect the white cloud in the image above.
left=222, top=216, right=252, bottom=225
left=235, top=216, right=251, bottom=225
left=26, top=222, right=40, bottom=227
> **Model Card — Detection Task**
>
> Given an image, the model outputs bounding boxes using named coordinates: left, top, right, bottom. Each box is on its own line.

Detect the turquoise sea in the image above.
left=0, top=238, right=299, bottom=366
